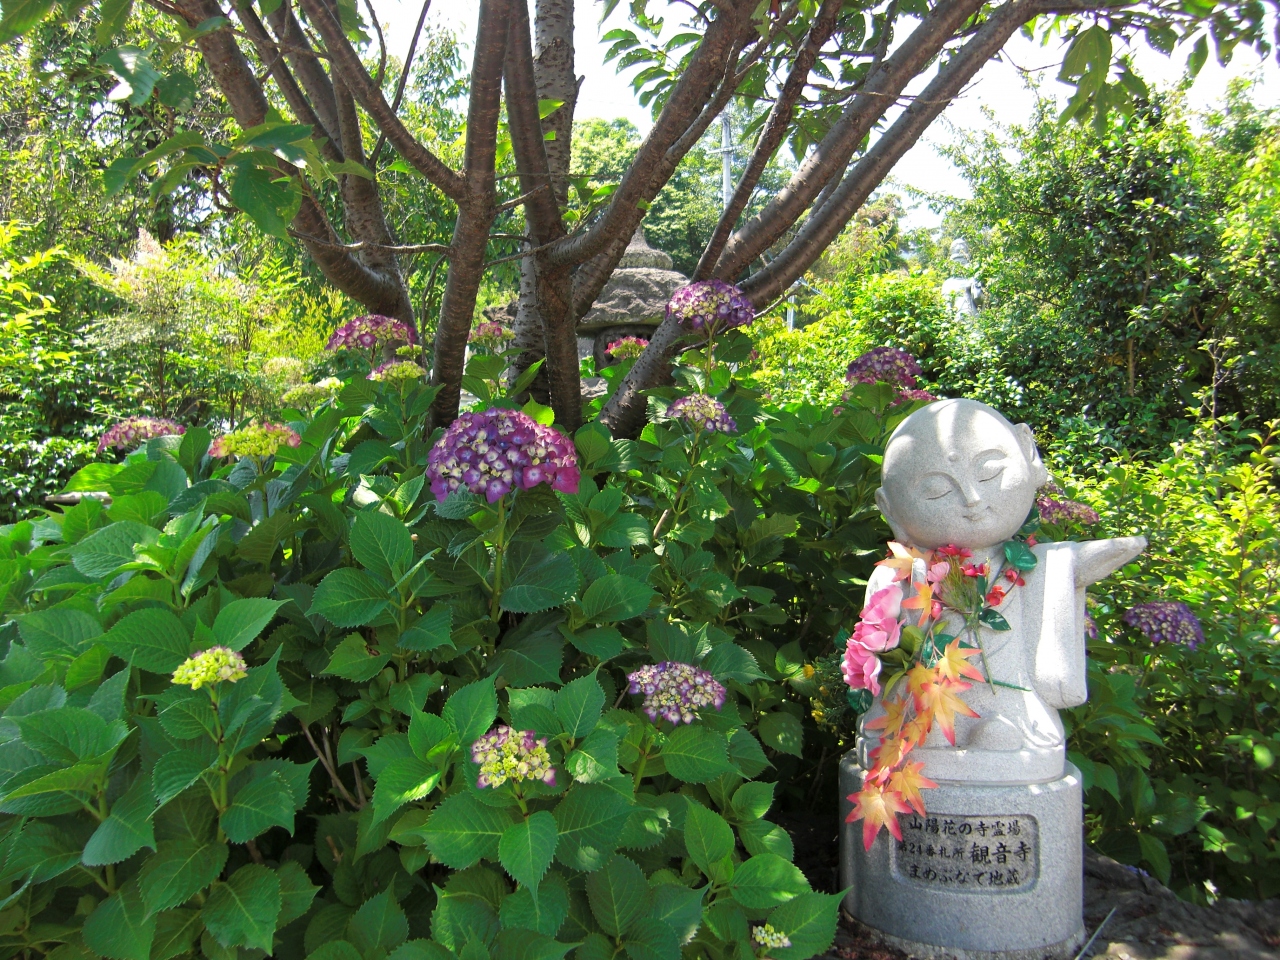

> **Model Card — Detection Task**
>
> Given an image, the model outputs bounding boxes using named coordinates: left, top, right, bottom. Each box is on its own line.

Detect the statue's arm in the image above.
left=1071, top=536, right=1148, bottom=588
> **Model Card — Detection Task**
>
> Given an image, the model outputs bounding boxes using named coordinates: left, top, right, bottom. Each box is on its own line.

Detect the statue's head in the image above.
left=876, top=399, right=1048, bottom=550
left=948, top=238, right=972, bottom=268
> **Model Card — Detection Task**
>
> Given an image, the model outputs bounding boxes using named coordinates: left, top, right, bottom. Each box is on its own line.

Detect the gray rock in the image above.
left=578, top=227, right=688, bottom=333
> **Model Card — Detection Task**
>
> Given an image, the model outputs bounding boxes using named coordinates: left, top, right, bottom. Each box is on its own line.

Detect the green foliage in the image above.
left=0, top=339, right=937, bottom=958
left=939, top=88, right=1280, bottom=452
left=1063, top=418, right=1280, bottom=900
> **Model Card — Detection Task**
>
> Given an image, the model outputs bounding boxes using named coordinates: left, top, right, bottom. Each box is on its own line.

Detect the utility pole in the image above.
left=719, top=113, right=734, bottom=209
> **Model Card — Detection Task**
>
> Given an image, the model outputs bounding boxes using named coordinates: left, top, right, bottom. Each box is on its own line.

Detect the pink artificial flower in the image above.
left=861, top=583, right=904, bottom=625
left=842, top=637, right=883, bottom=696
left=852, top=617, right=902, bottom=654
left=926, top=561, right=950, bottom=584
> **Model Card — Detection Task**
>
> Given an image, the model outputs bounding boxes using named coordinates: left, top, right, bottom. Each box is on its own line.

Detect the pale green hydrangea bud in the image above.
left=172, top=646, right=248, bottom=690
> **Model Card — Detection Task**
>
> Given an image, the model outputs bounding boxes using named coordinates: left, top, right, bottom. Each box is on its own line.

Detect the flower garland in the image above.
left=844, top=538, right=1039, bottom=849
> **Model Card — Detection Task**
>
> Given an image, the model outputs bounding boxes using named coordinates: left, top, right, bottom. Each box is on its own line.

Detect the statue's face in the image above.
left=877, top=400, right=1046, bottom=550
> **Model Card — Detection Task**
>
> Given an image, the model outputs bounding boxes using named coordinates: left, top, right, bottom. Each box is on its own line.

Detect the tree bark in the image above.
left=429, top=0, right=512, bottom=428
left=506, top=0, right=579, bottom=430
left=533, top=0, right=577, bottom=206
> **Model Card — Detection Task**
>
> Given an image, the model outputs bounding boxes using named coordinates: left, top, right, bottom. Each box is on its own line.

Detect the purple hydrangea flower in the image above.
left=326, top=314, right=418, bottom=351
left=666, top=280, right=755, bottom=336
left=96, top=417, right=186, bottom=455
left=1123, top=601, right=1204, bottom=650
left=471, top=726, right=556, bottom=788
left=627, top=661, right=727, bottom=724
left=891, top=388, right=938, bottom=406
left=1085, top=613, right=1099, bottom=641
left=667, top=394, right=737, bottom=434
left=427, top=408, right=580, bottom=503
left=845, top=347, right=922, bottom=389
left=1036, top=489, right=1101, bottom=525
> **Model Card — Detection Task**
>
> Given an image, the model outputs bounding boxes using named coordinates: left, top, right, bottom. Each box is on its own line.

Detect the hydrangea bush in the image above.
left=0, top=325, right=931, bottom=960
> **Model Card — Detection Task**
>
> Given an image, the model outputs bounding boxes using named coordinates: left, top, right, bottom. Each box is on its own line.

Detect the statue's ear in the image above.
left=876, top=487, right=907, bottom=541
left=1014, top=423, right=1049, bottom=486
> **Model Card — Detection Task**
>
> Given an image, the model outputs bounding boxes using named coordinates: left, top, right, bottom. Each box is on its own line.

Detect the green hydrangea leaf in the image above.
left=498, top=810, right=557, bottom=893
left=585, top=854, right=647, bottom=938
left=203, top=863, right=282, bottom=951
left=138, top=839, right=229, bottom=915
left=660, top=726, right=732, bottom=784
left=729, top=854, right=809, bottom=909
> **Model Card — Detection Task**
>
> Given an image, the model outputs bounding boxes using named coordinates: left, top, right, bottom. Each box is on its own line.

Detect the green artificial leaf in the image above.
left=442, top=677, right=497, bottom=746
left=277, top=859, right=319, bottom=926
left=139, top=839, right=229, bottom=914
left=212, top=598, right=286, bottom=652
left=683, top=801, right=733, bottom=873
left=221, top=772, right=295, bottom=842
left=83, top=882, right=155, bottom=960
left=979, top=608, right=1011, bottom=631
left=350, top=510, right=414, bottom=582
left=310, top=568, right=390, bottom=628
left=758, top=712, right=803, bottom=757
left=661, top=726, right=731, bottom=783
left=83, top=773, right=156, bottom=866
left=349, top=890, right=409, bottom=959
left=552, top=782, right=632, bottom=871
left=323, top=635, right=393, bottom=682
left=421, top=792, right=514, bottom=869
left=585, top=854, right=647, bottom=937
left=555, top=673, right=605, bottom=737
left=730, top=781, right=775, bottom=822
left=102, top=608, right=191, bottom=673
left=578, top=575, right=654, bottom=623
left=1003, top=540, right=1037, bottom=572
left=498, top=810, right=557, bottom=893
left=203, top=863, right=282, bottom=951
left=767, top=891, right=841, bottom=960
left=729, top=854, right=809, bottom=909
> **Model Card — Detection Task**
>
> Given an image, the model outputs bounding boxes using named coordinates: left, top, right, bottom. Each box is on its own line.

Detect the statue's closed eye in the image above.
left=922, top=479, right=953, bottom=501
left=979, top=464, right=1005, bottom=483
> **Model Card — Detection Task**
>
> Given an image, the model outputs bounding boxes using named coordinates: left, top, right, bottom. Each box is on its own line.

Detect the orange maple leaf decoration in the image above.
left=888, top=761, right=939, bottom=817
left=881, top=541, right=929, bottom=583
left=847, top=780, right=913, bottom=850
left=900, top=580, right=935, bottom=628
left=913, top=676, right=980, bottom=746
left=936, top=637, right=986, bottom=684
left=865, top=695, right=909, bottom=741
left=870, top=732, right=911, bottom=768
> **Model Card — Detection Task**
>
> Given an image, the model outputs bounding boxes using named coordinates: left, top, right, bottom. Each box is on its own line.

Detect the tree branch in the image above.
left=710, top=0, right=987, bottom=280
left=295, top=0, right=466, bottom=202
left=263, top=0, right=341, bottom=145
left=372, top=0, right=431, bottom=170
left=740, top=0, right=1047, bottom=304
left=693, top=0, right=842, bottom=280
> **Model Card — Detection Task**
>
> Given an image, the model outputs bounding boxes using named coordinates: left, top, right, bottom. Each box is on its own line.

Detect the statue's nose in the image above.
left=958, top=480, right=983, bottom=507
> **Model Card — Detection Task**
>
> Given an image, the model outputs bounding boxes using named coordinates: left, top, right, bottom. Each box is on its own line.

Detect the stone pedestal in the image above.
left=840, top=752, right=1085, bottom=960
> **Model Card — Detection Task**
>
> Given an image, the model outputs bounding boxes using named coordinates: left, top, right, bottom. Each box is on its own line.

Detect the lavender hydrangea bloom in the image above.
left=845, top=347, right=922, bottom=388
left=666, top=280, right=754, bottom=335
left=1036, top=490, right=1101, bottom=525
left=667, top=394, right=737, bottom=434
left=627, top=661, right=727, bottom=724
left=471, top=726, right=556, bottom=788
left=326, top=314, right=418, bottom=351
left=96, top=417, right=186, bottom=454
left=427, top=408, right=580, bottom=503
left=1123, top=601, right=1205, bottom=650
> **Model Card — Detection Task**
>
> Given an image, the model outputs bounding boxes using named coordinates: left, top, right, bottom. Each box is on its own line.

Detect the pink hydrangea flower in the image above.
left=96, top=417, right=185, bottom=454
left=469, top=321, right=513, bottom=351
left=606, top=336, right=649, bottom=361
left=666, top=280, right=754, bottom=336
left=626, top=661, right=727, bottom=724
left=325, top=314, right=417, bottom=351
left=427, top=408, right=580, bottom=503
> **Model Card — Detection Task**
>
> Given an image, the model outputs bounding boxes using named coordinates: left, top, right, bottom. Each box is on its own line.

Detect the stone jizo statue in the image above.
left=842, top=398, right=1146, bottom=960
left=860, top=398, right=1146, bottom=783
left=940, top=238, right=983, bottom=318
